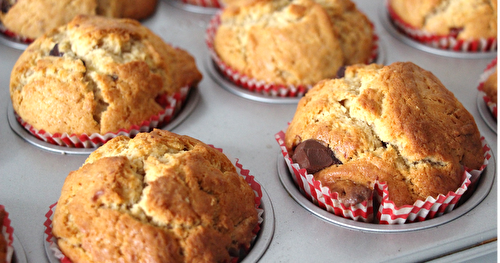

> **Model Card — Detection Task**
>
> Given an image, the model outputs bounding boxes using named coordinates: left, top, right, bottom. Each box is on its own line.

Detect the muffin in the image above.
left=387, top=0, right=497, bottom=52
left=0, top=0, right=158, bottom=41
left=280, top=62, right=486, bottom=222
left=478, top=58, right=497, bottom=119
left=52, top=129, right=259, bottom=262
left=10, top=15, right=202, bottom=147
left=208, top=0, right=375, bottom=96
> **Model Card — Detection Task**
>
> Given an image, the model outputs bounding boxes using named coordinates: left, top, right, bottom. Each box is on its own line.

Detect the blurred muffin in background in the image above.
left=207, top=0, right=376, bottom=97
left=0, top=0, right=158, bottom=41
left=387, top=0, right=497, bottom=52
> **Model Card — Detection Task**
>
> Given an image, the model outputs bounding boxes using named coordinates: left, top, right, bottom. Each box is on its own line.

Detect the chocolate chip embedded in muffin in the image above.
left=292, top=139, right=342, bottom=174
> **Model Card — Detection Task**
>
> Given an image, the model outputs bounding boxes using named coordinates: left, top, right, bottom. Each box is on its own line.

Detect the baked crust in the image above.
left=0, top=0, right=158, bottom=39
left=285, top=62, right=484, bottom=206
left=483, top=71, right=497, bottom=104
left=52, top=129, right=258, bottom=263
left=10, top=15, right=202, bottom=135
left=389, top=0, right=497, bottom=39
left=214, top=0, right=373, bottom=86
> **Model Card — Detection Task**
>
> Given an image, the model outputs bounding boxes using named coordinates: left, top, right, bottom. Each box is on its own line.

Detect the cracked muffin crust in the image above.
left=388, top=0, right=497, bottom=40
left=10, top=15, right=202, bottom=136
left=52, top=129, right=259, bottom=263
left=213, top=0, right=373, bottom=86
left=0, top=0, right=158, bottom=40
left=285, top=62, right=484, bottom=207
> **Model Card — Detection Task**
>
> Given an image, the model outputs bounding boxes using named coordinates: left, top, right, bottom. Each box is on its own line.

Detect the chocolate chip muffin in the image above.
left=388, top=0, right=497, bottom=41
left=52, top=129, right=259, bottom=263
left=483, top=71, right=497, bottom=106
left=0, top=0, right=158, bottom=40
left=285, top=62, right=484, bottom=207
left=213, top=0, right=374, bottom=87
left=10, top=15, right=202, bottom=136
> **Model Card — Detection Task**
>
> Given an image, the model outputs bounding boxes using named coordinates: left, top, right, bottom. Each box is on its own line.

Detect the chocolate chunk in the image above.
left=330, top=181, right=372, bottom=206
left=0, top=0, right=14, bottom=13
left=335, top=66, right=346, bottom=79
left=381, top=141, right=387, bottom=148
left=292, top=139, right=342, bottom=174
left=49, top=43, right=64, bottom=57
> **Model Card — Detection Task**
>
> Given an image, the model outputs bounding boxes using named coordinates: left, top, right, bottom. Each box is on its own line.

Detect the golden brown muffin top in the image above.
left=214, top=0, right=373, bottom=86
left=10, top=15, right=202, bottom=135
left=389, top=0, right=497, bottom=39
left=285, top=62, right=484, bottom=206
left=52, top=129, right=258, bottom=263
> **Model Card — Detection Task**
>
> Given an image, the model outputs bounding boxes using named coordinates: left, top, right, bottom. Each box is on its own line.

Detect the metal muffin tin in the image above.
left=277, top=152, right=496, bottom=232
left=0, top=0, right=496, bottom=262
left=7, top=88, right=201, bottom=155
left=11, top=234, right=27, bottom=263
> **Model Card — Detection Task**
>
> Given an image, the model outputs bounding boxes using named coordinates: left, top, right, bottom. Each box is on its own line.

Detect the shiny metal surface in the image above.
left=0, top=0, right=496, bottom=262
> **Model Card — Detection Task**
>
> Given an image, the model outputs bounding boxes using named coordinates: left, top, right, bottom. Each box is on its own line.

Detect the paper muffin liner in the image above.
left=15, top=86, right=190, bottom=148
left=0, top=205, right=14, bottom=263
left=177, top=0, right=222, bottom=8
left=0, top=22, right=34, bottom=45
left=477, top=58, right=497, bottom=119
left=43, top=156, right=264, bottom=262
left=387, top=3, right=497, bottom=52
left=275, top=130, right=491, bottom=224
left=205, top=12, right=380, bottom=98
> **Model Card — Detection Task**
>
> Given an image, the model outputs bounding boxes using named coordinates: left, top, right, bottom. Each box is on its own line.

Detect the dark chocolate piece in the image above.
left=335, top=66, right=346, bottom=79
left=292, top=139, right=341, bottom=174
left=330, top=181, right=373, bottom=206
left=49, top=43, right=64, bottom=57
left=1, top=0, right=14, bottom=13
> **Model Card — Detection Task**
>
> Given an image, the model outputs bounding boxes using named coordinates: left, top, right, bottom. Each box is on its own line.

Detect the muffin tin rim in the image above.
left=477, top=91, right=497, bottom=134
left=276, top=151, right=496, bottom=233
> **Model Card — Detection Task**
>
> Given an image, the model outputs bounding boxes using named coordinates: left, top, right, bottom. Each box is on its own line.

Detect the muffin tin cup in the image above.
left=43, top=157, right=274, bottom=262
left=205, top=12, right=382, bottom=100
left=477, top=58, right=497, bottom=125
left=383, top=1, right=497, bottom=56
left=1, top=205, right=14, bottom=263
left=275, top=130, right=492, bottom=225
left=8, top=86, right=198, bottom=153
left=0, top=23, right=32, bottom=50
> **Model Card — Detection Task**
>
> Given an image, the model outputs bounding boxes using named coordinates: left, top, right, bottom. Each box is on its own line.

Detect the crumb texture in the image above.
left=285, top=62, right=484, bottom=206
left=52, top=129, right=258, bottom=263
